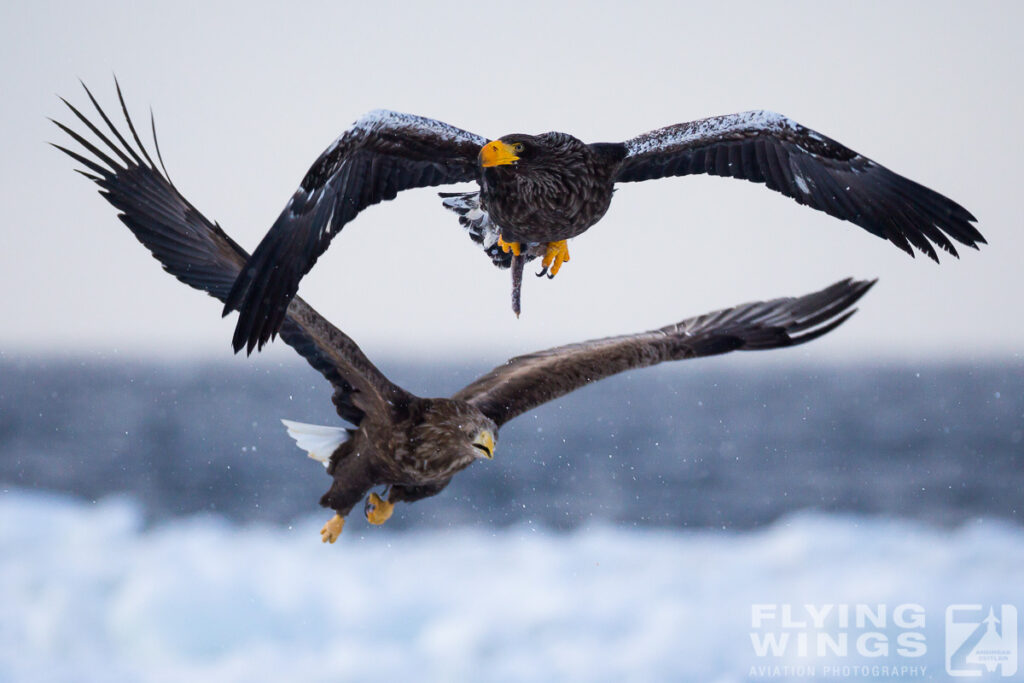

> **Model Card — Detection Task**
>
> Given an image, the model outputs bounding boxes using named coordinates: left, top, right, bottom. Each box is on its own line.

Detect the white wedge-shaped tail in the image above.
left=280, top=419, right=349, bottom=467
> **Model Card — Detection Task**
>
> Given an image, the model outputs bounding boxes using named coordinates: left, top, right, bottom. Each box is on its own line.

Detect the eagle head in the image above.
left=479, top=136, right=526, bottom=168
left=414, top=399, right=499, bottom=466
left=479, top=133, right=586, bottom=171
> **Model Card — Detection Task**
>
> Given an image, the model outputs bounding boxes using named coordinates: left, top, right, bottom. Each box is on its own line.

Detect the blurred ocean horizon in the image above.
left=1, top=355, right=1021, bottom=530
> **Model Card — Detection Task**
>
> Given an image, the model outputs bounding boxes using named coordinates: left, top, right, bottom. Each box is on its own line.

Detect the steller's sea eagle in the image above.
left=215, top=101, right=979, bottom=351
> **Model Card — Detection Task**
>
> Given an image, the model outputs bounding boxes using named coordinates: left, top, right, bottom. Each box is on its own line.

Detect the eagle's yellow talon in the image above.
left=498, top=235, right=521, bottom=256
left=320, top=513, right=344, bottom=543
left=542, top=240, right=570, bottom=277
left=365, top=492, right=394, bottom=525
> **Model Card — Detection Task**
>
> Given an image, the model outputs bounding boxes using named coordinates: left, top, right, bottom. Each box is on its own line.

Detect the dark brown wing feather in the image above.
left=615, top=112, right=983, bottom=261
left=53, top=81, right=412, bottom=425
left=224, top=110, right=488, bottom=354
left=453, top=278, right=874, bottom=426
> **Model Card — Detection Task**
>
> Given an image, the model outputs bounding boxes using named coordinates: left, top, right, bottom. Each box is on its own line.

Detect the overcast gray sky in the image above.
left=1, top=0, right=1020, bottom=363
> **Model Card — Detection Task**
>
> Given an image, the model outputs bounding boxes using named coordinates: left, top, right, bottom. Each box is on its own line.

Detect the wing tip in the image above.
left=786, top=277, right=876, bottom=346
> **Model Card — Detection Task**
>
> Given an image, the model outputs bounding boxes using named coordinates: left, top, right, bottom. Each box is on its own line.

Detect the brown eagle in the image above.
left=54, top=85, right=875, bottom=542
left=215, top=100, right=980, bottom=352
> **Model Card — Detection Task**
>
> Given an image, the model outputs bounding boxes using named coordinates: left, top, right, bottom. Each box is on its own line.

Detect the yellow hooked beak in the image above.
left=472, top=430, right=496, bottom=459
left=479, top=140, right=519, bottom=168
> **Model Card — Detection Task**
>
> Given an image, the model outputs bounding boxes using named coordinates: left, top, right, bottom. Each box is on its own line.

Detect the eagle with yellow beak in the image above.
left=212, top=104, right=979, bottom=354
left=54, top=84, right=874, bottom=542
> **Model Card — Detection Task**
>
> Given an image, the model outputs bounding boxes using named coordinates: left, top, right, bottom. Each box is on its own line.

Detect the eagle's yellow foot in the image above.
left=498, top=235, right=521, bottom=256
left=364, top=492, right=394, bottom=525
left=320, top=514, right=344, bottom=544
left=537, top=240, right=570, bottom=279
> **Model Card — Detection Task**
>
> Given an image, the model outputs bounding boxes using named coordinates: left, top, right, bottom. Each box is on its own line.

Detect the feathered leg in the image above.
left=317, top=447, right=376, bottom=543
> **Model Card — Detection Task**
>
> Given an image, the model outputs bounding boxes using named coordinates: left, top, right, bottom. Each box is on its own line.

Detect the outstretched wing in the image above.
left=453, top=279, right=874, bottom=426
left=53, top=81, right=413, bottom=425
left=224, top=109, right=488, bottom=354
left=615, top=112, right=983, bottom=261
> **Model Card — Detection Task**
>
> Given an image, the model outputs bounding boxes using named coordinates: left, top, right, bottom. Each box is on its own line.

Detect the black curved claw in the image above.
left=536, top=266, right=549, bottom=278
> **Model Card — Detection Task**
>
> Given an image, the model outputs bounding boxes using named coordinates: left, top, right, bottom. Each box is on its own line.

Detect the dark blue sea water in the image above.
left=1, top=356, right=1021, bottom=530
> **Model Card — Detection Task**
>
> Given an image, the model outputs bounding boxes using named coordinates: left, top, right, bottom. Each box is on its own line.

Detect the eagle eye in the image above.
left=512, top=142, right=525, bottom=153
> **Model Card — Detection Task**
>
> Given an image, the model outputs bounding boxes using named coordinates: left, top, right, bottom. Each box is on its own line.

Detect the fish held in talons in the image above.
left=510, top=252, right=525, bottom=317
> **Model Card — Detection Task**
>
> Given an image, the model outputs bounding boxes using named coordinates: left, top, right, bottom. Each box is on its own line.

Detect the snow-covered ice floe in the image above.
left=1, top=488, right=1022, bottom=682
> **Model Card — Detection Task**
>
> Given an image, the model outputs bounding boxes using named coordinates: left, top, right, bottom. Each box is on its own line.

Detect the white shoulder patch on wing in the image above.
left=280, top=419, right=349, bottom=467
left=350, top=109, right=488, bottom=146
left=624, top=111, right=798, bottom=156
left=321, top=110, right=487, bottom=159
